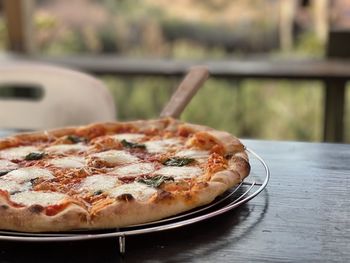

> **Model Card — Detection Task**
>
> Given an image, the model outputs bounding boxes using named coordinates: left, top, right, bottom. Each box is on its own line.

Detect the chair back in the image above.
left=0, top=62, right=116, bottom=130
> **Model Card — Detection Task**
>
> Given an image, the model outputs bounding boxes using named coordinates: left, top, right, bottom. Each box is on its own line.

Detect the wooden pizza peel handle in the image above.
left=160, top=66, right=209, bottom=118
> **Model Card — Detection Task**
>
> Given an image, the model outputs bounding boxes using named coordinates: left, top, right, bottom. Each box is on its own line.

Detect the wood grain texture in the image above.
left=0, top=139, right=349, bottom=262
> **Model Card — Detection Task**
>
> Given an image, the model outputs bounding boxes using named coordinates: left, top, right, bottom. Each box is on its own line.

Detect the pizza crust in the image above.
left=0, top=195, right=89, bottom=232
left=88, top=180, right=228, bottom=229
left=0, top=117, right=250, bottom=232
left=178, top=122, right=250, bottom=184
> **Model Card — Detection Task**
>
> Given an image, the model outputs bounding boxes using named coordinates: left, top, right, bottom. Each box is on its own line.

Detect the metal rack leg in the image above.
left=118, top=235, right=126, bottom=254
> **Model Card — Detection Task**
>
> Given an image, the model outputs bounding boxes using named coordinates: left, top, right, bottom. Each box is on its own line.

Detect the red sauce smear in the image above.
left=45, top=202, right=70, bottom=216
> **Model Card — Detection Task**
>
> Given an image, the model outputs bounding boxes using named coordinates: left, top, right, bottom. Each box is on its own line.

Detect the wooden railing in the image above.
left=3, top=54, right=348, bottom=142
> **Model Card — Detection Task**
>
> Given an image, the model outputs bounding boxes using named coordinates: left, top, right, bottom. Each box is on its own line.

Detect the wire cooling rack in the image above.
left=0, top=148, right=270, bottom=254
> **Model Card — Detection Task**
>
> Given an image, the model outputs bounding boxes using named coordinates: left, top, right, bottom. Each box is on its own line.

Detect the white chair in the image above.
left=0, top=62, right=116, bottom=130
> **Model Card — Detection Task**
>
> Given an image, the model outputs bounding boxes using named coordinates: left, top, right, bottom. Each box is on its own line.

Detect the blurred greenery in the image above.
left=0, top=0, right=349, bottom=142
left=0, top=17, right=6, bottom=50
left=103, top=75, right=324, bottom=141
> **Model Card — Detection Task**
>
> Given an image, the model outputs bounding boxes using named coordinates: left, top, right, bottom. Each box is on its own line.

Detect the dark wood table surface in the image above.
left=0, top=139, right=349, bottom=263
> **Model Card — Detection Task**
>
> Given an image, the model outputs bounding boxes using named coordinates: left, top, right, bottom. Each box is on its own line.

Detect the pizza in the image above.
left=0, top=118, right=250, bottom=232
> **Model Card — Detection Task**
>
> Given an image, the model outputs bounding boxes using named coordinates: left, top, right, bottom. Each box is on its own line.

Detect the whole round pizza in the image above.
left=0, top=118, right=250, bottom=232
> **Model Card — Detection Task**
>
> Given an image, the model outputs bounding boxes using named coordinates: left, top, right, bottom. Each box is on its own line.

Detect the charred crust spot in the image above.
left=29, top=204, right=44, bottom=214
left=154, top=190, right=173, bottom=202
left=93, top=190, right=103, bottom=196
left=224, top=153, right=234, bottom=160
left=0, top=170, right=10, bottom=176
left=0, top=205, right=9, bottom=210
left=117, top=194, right=134, bottom=202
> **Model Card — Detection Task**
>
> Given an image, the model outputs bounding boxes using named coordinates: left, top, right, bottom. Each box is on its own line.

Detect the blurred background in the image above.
left=0, top=0, right=349, bottom=142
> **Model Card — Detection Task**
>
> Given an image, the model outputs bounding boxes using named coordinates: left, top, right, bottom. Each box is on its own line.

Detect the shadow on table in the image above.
left=0, top=190, right=269, bottom=263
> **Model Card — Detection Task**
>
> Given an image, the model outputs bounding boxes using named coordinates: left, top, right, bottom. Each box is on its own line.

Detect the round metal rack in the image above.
left=0, top=148, right=270, bottom=254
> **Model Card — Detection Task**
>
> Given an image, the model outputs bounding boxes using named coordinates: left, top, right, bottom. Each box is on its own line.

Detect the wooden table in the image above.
left=0, top=139, right=349, bottom=262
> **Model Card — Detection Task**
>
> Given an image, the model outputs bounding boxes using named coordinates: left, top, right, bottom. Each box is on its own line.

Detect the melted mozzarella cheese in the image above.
left=113, top=163, right=155, bottom=177
left=49, top=156, right=85, bottom=168
left=108, top=182, right=157, bottom=202
left=79, top=174, right=119, bottom=192
left=111, top=133, right=144, bottom=142
left=45, top=143, right=88, bottom=154
left=175, top=149, right=210, bottom=163
left=144, top=139, right=181, bottom=154
left=0, top=159, right=19, bottom=171
left=155, top=166, right=203, bottom=180
left=0, top=179, right=31, bottom=194
left=10, top=191, right=67, bottom=206
left=4, top=167, right=54, bottom=183
left=0, top=146, right=40, bottom=160
left=92, top=150, right=139, bottom=165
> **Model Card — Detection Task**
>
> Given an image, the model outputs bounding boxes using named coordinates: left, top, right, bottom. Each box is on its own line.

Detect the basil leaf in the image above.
left=138, top=175, right=174, bottom=188
left=67, top=135, right=86, bottom=143
left=121, top=139, right=146, bottom=149
left=25, top=152, right=45, bottom=160
left=163, top=157, right=194, bottom=167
